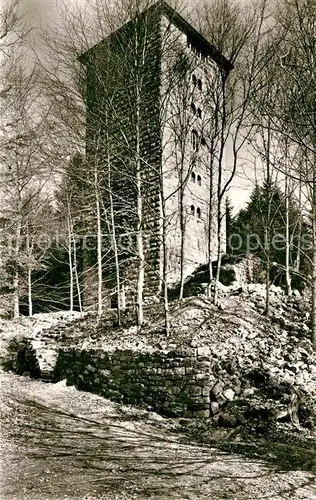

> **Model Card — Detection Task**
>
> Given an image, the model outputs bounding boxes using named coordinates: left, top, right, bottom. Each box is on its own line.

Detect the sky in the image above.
left=21, top=0, right=57, bottom=25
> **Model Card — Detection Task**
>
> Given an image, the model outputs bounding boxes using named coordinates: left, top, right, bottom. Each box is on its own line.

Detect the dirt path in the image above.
left=1, top=372, right=315, bottom=500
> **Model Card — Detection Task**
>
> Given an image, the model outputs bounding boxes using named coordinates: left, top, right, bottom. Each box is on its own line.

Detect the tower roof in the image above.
left=79, top=1, right=233, bottom=74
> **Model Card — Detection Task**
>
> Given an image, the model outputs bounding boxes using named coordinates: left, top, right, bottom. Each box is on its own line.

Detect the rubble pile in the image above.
left=181, top=284, right=316, bottom=430
left=0, top=311, right=86, bottom=377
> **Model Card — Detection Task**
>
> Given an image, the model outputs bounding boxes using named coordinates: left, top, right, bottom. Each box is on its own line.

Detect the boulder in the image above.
left=212, top=381, right=224, bottom=395
left=211, top=401, right=219, bottom=415
left=223, top=388, right=235, bottom=401
left=243, top=387, right=255, bottom=398
left=218, top=413, right=237, bottom=427
left=216, top=393, right=227, bottom=406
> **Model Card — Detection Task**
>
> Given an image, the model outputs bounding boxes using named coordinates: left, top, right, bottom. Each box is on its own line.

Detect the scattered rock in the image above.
left=212, top=381, right=224, bottom=395
left=218, top=413, right=237, bottom=427
left=223, top=388, right=235, bottom=401
left=211, top=401, right=219, bottom=415
left=243, top=387, right=255, bottom=398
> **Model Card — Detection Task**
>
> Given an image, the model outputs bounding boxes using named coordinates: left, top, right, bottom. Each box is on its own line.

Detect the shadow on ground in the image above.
left=1, top=373, right=315, bottom=500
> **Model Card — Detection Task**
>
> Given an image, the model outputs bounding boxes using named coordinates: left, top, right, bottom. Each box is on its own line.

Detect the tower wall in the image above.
left=160, top=16, right=222, bottom=285
left=80, top=4, right=230, bottom=309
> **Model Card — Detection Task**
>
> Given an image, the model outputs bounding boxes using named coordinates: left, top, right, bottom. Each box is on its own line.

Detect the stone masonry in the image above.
left=53, top=346, right=213, bottom=418
left=79, top=2, right=233, bottom=309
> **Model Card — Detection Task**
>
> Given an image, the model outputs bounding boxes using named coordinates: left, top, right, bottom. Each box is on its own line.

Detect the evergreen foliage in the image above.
left=229, top=180, right=310, bottom=289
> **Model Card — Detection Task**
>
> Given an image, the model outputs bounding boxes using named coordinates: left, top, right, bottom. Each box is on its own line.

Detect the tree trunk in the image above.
left=160, top=192, right=170, bottom=335
left=95, top=169, right=103, bottom=317
left=296, top=162, right=303, bottom=273
left=73, top=235, right=83, bottom=315
left=13, top=271, right=19, bottom=319
left=13, top=220, right=21, bottom=319
left=212, top=74, right=227, bottom=305
left=312, top=216, right=316, bottom=349
left=264, top=122, right=272, bottom=317
left=312, top=237, right=316, bottom=350
left=207, top=153, right=215, bottom=299
left=28, top=268, right=33, bottom=317
left=135, top=32, right=144, bottom=330
left=265, top=227, right=270, bottom=317
left=213, top=212, right=222, bottom=306
left=285, top=154, right=292, bottom=296
left=121, top=284, right=126, bottom=311
left=107, top=142, right=121, bottom=326
left=163, top=245, right=170, bottom=335
left=26, top=225, right=33, bottom=317
left=135, top=147, right=144, bottom=329
left=111, top=203, right=121, bottom=327
left=67, top=217, right=74, bottom=312
left=179, top=182, right=185, bottom=300
left=312, top=166, right=316, bottom=350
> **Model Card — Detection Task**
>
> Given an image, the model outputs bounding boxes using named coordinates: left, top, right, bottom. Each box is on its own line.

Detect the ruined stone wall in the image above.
left=53, top=346, right=213, bottom=418
left=220, top=254, right=261, bottom=286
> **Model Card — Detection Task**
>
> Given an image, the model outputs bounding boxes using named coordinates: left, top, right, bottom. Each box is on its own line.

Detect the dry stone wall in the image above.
left=53, top=346, right=213, bottom=418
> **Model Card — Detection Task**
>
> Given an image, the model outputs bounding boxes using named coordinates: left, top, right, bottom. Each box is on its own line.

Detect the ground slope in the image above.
left=1, top=372, right=315, bottom=500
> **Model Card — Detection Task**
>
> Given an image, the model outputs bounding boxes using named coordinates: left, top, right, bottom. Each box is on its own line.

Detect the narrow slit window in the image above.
left=190, top=103, right=196, bottom=115
left=201, top=137, right=206, bottom=146
left=191, top=172, right=196, bottom=183
left=197, top=79, right=202, bottom=91
left=191, top=129, right=199, bottom=151
left=192, top=74, right=197, bottom=86
left=197, top=207, right=201, bottom=219
left=197, top=108, right=202, bottom=119
left=190, top=205, right=195, bottom=216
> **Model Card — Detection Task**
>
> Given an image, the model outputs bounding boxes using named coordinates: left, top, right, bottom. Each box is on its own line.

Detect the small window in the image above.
left=197, top=175, right=201, bottom=186
left=190, top=205, right=195, bottom=216
left=201, top=137, right=206, bottom=146
left=197, top=207, right=201, bottom=218
left=197, top=79, right=202, bottom=91
left=191, top=172, right=196, bottom=183
left=191, top=129, right=199, bottom=151
left=190, top=103, right=196, bottom=115
left=192, top=74, right=197, bottom=86
left=197, top=108, right=202, bottom=119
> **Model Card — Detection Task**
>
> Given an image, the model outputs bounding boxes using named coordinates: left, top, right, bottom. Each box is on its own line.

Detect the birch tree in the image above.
left=198, top=0, right=280, bottom=304
left=260, top=0, right=316, bottom=347
left=0, top=60, right=52, bottom=316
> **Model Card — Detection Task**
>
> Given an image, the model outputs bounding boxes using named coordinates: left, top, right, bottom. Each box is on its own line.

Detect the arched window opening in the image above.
left=197, top=207, right=201, bottom=219
left=190, top=103, right=196, bottom=115
left=192, top=74, right=197, bottom=86
left=197, top=79, right=202, bottom=91
left=201, top=137, right=206, bottom=146
left=197, top=108, right=202, bottom=119
left=190, top=205, right=195, bottom=216
left=191, top=171, right=196, bottom=183
left=197, top=175, right=202, bottom=186
left=191, top=129, right=199, bottom=151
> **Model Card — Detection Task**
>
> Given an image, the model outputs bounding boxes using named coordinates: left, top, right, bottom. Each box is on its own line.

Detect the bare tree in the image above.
left=256, top=0, right=316, bottom=347
left=198, top=0, right=280, bottom=304
left=0, top=59, right=54, bottom=316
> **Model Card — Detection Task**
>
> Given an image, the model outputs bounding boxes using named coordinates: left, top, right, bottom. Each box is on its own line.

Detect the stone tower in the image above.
left=79, top=1, right=232, bottom=308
